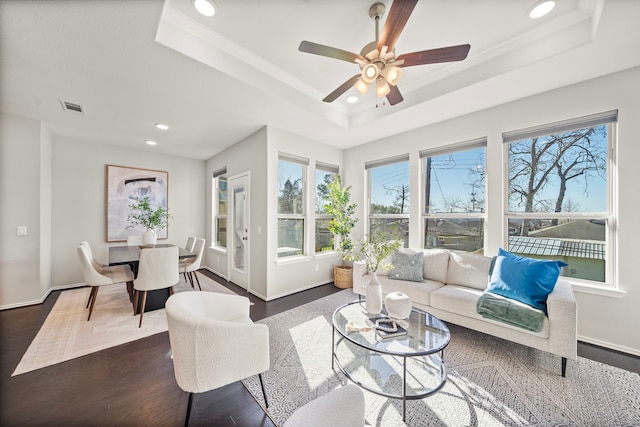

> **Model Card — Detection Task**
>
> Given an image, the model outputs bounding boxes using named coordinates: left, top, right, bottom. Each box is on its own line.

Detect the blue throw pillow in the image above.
left=389, top=250, right=424, bottom=282
left=487, top=248, right=567, bottom=314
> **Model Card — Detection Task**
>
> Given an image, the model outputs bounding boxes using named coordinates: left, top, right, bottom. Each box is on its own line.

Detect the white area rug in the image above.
left=243, top=290, right=640, bottom=427
left=12, top=272, right=241, bottom=376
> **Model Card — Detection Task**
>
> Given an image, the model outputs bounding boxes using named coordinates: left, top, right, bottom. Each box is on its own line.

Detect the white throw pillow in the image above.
left=447, top=251, right=493, bottom=290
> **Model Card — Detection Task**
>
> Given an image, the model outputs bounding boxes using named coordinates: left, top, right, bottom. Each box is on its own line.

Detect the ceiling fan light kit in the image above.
left=298, top=0, right=471, bottom=106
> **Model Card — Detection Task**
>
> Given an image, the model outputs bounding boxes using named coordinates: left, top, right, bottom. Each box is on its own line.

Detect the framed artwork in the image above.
left=106, top=165, right=169, bottom=242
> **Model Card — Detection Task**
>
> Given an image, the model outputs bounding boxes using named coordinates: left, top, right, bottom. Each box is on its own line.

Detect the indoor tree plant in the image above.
left=323, top=175, right=358, bottom=288
left=126, top=196, right=171, bottom=245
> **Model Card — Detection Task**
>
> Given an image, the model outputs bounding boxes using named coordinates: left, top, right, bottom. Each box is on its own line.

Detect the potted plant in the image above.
left=126, top=196, right=171, bottom=245
left=323, top=175, right=358, bottom=288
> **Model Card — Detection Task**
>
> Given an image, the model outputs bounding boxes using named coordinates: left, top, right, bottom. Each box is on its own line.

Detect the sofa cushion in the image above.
left=446, top=251, right=493, bottom=290
left=422, top=249, right=450, bottom=283
left=430, top=284, right=550, bottom=338
left=389, top=250, right=424, bottom=282
left=487, top=248, right=567, bottom=314
left=377, top=275, right=443, bottom=307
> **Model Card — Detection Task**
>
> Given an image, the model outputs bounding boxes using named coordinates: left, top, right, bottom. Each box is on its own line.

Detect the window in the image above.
left=421, top=140, right=486, bottom=254
left=315, top=162, right=339, bottom=253
left=213, top=167, right=227, bottom=249
left=366, top=155, right=410, bottom=245
left=278, top=154, right=307, bottom=258
left=504, top=110, right=617, bottom=284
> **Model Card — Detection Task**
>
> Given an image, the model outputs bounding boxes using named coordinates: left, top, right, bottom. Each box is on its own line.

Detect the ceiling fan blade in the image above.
left=396, top=44, right=471, bottom=67
left=323, top=74, right=361, bottom=103
left=299, top=41, right=363, bottom=63
left=386, top=84, right=404, bottom=106
left=377, top=0, right=418, bottom=53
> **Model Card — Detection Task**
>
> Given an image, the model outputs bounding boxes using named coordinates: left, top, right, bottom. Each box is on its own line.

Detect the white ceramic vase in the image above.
left=384, top=292, right=412, bottom=319
left=143, top=229, right=157, bottom=246
left=365, top=271, right=383, bottom=315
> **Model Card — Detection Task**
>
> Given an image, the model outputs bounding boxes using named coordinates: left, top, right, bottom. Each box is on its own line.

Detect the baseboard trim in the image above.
left=578, top=334, right=640, bottom=357
left=0, top=283, right=86, bottom=311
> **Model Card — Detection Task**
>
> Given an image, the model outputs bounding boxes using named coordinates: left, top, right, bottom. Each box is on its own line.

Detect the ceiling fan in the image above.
left=298, top=0, right=470, bottom=106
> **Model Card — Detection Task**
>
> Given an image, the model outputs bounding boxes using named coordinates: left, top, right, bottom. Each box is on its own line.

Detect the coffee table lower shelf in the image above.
left=332, top=333, right=447, bottom=422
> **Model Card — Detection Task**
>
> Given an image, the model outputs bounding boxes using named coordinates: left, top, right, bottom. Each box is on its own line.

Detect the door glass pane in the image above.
left=233, top=185, right=245, bottom=272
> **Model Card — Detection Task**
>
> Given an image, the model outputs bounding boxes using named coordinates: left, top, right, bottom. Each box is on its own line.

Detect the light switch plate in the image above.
left=17, top=226, right=27, bottom=236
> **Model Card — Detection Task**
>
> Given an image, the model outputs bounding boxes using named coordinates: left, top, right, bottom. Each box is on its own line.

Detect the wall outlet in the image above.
left=17, top=226, right=27, bottom=236
left=315, top=263, right=319, bottom=271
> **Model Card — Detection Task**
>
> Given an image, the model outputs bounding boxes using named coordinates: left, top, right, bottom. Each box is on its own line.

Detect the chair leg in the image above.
left=133, top=290, right=139, bottom=315
left=185, top=392, right=194, bottom=427
left=258, top=373, right=268, bottom=408
left=87, top=286, right=99, bottom=321
left=187, top=271, right=194, bottom=289
left=561, top=357, right=567, bottom=377
left=126, top=281, right=134, bottom=302
left=169, top=286, right=174, bottom=296
left=138, top=291, right=147, bottom=328
left=193, top=271, right=202, bottom=291
left=86, top=287, right=93, bottom=308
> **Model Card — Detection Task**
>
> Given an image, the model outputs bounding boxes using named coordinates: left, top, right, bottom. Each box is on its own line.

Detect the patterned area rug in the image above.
left=243, top=289, right=640, bottom=427
left=12, top=272, right=242, bottom=376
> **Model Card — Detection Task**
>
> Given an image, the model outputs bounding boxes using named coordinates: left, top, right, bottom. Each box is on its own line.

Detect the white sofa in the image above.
left=353, top=249, right=577, bottom=376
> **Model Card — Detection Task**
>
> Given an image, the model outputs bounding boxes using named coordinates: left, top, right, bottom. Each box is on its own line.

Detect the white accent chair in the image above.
left=77, top=243, right=134, bottom=321
left=133, top=246, right=179, bottom=327
left=283, top=384, right=366, bottom=427
left=165, top=292, right=270, bottom=427
left=179, top=238, right=205, bottom=290
left=126, top=235, right=144, bottom=246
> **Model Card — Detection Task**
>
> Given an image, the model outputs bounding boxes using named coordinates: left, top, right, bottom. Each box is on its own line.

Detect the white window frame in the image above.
left=277, top=153, right=308, bottom=258
left=502, top=110, right=618, bottom=288
left=366, top=154, right=410, bottom=244
left=212, top=167, right=227, bottom=251
left=315, top=162, right=339, bottom=253
left=420, top=138, right=487, bottom=253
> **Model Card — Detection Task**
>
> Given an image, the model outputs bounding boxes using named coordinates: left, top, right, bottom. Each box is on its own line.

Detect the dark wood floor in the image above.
left=1, top=270, right=638, bottom=426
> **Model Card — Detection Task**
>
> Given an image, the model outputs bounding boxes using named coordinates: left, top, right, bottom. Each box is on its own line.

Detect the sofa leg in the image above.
left=561, top=357, right=567, bottom=377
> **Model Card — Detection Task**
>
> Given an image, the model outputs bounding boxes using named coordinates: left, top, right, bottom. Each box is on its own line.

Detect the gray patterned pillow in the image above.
left=389, top=250, right=424, bottom=282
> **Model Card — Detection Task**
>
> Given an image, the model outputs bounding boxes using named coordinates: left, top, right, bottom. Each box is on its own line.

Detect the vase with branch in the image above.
left=357, top=230, right=401, bottom=314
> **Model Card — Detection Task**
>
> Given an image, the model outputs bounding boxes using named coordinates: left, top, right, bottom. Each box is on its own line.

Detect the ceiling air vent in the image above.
left=59, top=99, right=85, bottom=114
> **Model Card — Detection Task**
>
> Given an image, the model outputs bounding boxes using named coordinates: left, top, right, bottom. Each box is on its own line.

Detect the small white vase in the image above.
left=143, top=229, right=157, bottom=246
left=384, top=292, right=412, bottom=319
left=365, top=271, right=383, bottom=315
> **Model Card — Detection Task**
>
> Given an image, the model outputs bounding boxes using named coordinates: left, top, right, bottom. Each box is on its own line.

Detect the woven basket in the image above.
left=333, top=265, right=353, bottom=289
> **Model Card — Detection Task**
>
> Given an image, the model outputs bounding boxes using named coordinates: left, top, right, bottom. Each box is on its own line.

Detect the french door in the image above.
left=228, top=173, right=249, bottom=290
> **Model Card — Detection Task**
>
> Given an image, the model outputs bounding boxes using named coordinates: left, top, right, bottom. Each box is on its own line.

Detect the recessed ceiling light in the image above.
left=155, top=123, right=169, bottom=130
left=193, top=0, right=216, bottom=17
left=528, top=0, right=555, bottom=19
left=347, top=96, right=358, bottom=103
left=145, top=140, right=157, bottom=146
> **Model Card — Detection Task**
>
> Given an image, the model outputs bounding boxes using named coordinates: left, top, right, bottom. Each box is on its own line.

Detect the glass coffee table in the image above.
left=332, top=300, right=450, bottom=422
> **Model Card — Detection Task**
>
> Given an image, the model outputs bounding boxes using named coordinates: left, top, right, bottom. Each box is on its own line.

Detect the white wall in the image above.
left=205, top=126, right=344, bottom=300
left=0, top=113, right=49, bottom=307
left=51, top=136, right=206, bottom=288
left=344, top=66, right=640, bottom=356
left=265, top=127, right=344, bottom=300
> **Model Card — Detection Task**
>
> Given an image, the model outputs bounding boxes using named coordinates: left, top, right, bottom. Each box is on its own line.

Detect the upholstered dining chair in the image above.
left=79, top=241, right=134, bottom=301
left=133, top=246, right=179, bottom=327
left=283, top=384, right=365, bottom=427
left=77, top=243, right=134, bottom=321
left=127, top=235, right=144, bottom=246
left=165, top=292, right=270, bottom=427
left=179, top=238, right=205, bottom=290
left=184, top=236, right=196, bottom=253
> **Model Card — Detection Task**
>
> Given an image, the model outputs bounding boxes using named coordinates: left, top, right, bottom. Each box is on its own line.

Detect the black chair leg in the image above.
left=87, top=286, right=99, bottom=321
left=185, top=392, right=194, bottom=427
left=561, top=357, right=567, bottom=377
left=193, top=271, right=202, bottom=291
left=258, top=373, right=268, bottom=408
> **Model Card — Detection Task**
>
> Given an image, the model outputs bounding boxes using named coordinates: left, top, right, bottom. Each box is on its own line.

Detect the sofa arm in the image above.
left=546, top=280, right=578, bottom=360
left=352, top=261, right=367, bottom=296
